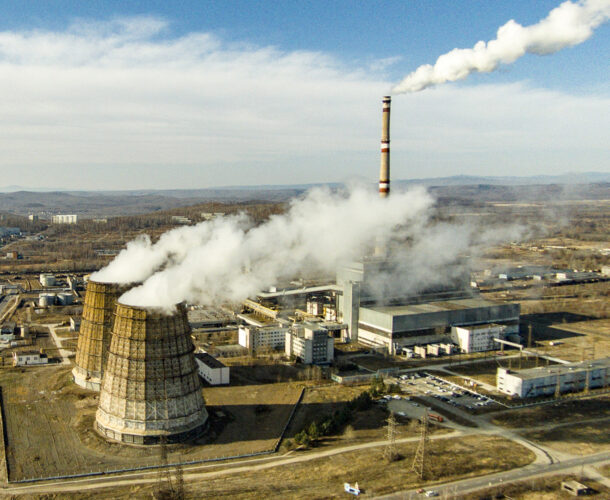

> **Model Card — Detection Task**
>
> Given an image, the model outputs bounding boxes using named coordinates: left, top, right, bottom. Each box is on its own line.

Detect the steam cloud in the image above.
left=393, top=0, right=610, bottom=93
left=92, top=186, right=526, bottom=311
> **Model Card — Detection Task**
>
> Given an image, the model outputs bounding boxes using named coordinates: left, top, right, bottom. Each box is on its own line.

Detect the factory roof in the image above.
left=194, top=352, right=226, bottom=369
left=501, top=357, right=610, bottom=380
left=366, top=297, right=506, bottom=317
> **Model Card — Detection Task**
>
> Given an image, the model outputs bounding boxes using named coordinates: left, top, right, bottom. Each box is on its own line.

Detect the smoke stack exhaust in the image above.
left=379, top=96, right=391, bottom=198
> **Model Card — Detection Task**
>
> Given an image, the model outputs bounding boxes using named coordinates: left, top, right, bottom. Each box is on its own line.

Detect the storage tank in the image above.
left=38, top=293, right=56, bottom=307
left=57, top=292, right=74, bottom=305
left=39, top=273, right=56, bottom=287
left=95, top=302, right=208, bottom=445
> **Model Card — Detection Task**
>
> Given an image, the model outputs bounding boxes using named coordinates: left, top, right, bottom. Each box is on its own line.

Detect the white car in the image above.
left=425, top=490, right=439, bottom=497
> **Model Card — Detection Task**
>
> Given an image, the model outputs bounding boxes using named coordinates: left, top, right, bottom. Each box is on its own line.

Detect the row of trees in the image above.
left=291, top=376, right=390, bottom=448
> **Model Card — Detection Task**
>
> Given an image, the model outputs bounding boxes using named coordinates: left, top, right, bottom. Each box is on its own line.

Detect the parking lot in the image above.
left=397, top=372, right=500, bottom=412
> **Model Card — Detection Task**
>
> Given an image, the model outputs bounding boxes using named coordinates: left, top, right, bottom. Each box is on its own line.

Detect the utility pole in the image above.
left=584, top=368, right=590, bottom=395
left=411, top=410, right=429, bottom=480
left=384, top=412, right=398, bottom=462
left=555, top=371, right=562, bottom=399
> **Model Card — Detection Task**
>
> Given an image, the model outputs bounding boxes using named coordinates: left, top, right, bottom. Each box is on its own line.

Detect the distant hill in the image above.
left=1, top=172, right=608, bottom=195
left=0, top=174, right=607, bottom=218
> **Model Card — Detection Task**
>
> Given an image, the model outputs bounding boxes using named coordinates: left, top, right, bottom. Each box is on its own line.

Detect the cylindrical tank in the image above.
left=40, top=273, right=56, bottom=287
left=95, top=302, right=208, bottom=445
left=72, top=280, right=133, bottom=391
left=57, top=292, right=74, bottom=305
left=38, top=293, right=56, bottom=307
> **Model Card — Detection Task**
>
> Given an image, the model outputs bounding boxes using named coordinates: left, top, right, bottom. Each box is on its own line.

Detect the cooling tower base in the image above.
left=95, top=414, right=208, bottom=445
left=72, top=367, right=102, bottom=391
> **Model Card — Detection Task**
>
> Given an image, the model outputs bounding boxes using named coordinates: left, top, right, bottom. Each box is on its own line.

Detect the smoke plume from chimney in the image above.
left=392, top=0, right=610, bottom=94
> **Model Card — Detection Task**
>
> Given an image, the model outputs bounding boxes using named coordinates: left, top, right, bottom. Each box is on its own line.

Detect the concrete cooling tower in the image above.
left=73, top=280, right=133, bottom=391
left=95, top=302, right=208, bottom=445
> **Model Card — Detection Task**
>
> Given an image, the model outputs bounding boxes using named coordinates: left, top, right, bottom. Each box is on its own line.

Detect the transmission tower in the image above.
left=411, top=410, right=429, bottom=480
left=384, top=412, right=398, bottom=462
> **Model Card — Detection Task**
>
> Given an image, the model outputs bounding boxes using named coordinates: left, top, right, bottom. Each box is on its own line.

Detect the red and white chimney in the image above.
left=379, top=96, right=391, bottom=198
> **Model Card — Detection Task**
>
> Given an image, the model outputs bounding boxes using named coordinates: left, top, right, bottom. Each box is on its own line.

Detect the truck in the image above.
left=428, top=413, right=444, bottom=423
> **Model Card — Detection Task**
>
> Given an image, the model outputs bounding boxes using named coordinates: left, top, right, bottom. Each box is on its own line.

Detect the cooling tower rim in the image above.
left=115, top=299, right=187, bottom=314
left=88, top=277, right=140, bottom=287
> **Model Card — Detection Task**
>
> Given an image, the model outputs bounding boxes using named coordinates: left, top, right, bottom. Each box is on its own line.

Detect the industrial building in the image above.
left=194, top=352, right=230, bottom=385
left=96, top=302, right=208, bottom=445
left=350, top=291, right=519, bottom=355
left=240, top=97, right=522, bottom=357
left=497, top=357, right=610, bottom=398
left=52, top=214, right=78, bottom=224
left=238, top=324, right=290, bottom=351
left=451, top=324, right=507, bottom=353
left=285, top=323, right=334, bottom=364
left=73, top=280, right=134, bottom=391
left=13, top=350, right=48, bottom=366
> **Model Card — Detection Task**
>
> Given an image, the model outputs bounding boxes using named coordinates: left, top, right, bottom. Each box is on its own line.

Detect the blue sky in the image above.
left=0, top=1, right=608, bottom=190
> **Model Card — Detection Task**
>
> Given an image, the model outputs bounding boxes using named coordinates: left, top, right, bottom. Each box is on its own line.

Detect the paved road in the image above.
left=47, top=324, right=72, bottom=365
left=3, top=431, right=464, bottom=495
left=376, top=451, right=610, bottom=499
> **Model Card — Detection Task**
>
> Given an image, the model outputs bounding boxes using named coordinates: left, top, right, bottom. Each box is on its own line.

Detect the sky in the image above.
left=0, top=0, right=608, bottom=190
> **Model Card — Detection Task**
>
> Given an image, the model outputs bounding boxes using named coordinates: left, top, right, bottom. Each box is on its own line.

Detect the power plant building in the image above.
left=238, top=324, right=290, bottom=351
left=497, top=357, right=610, bottom=398
left=336, top=258, right=519, bottom=355
left=96, top=302, right=207, bottom=445
left=451, top=324, right=507, bottom=353
left=285, top=323, right=334, bottom=364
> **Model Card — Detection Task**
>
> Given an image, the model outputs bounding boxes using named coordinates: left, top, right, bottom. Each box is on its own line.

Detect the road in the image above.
left=2, top=431, right=463, bottom=495
left=377, top=452, right=610, bottom=499
left=1, top=358, right=607, bottom=497
left=47, top=324, right=73, bottom=365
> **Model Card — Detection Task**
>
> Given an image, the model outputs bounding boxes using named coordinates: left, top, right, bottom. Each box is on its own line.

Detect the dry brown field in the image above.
left=522, top=421, right=610, bottom=456
left=0, top=435, right=535, bottom=499
left=489, top=396, right=610, bottom=428
left=460, top=474, right=610, bottom=500
left=0, top=366, right=302, bottom=482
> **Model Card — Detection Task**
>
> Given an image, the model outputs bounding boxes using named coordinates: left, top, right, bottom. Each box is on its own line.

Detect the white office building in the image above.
left=497, top=358, right=610, bottom=398
left=52, top=214, right=78, bottom=224
left=285, top=323, right=334, bottom=365
left=238, top=324, right=290, bottom=351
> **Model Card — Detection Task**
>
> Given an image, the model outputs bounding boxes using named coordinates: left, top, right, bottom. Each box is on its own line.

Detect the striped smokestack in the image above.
left=379, top=96, right=391, bottom=198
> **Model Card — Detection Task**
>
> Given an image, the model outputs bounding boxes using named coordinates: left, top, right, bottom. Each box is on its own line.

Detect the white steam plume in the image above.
left=90, top=215, right=250, bottom=284
left=393, top=0, right=610, bottom=94
left=114, top=186, right=435, bottom=309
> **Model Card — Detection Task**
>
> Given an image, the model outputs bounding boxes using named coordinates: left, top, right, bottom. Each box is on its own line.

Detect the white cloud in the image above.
left=0, top=17, right=607, bottom=189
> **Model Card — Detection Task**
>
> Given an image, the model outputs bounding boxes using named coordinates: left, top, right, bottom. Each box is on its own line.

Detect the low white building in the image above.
left=451, top=323, right=506, bottom=353
left=285, top=323, right=334, bottom=365
left=497, top=357, right=610, bottom=398
left=238, top=324, right=290, bottom=351
left=194, top=352, right=230, bottom=385
left=13, top=350, right=48, bottom=366
left=52, top=214, right=78, bottom=224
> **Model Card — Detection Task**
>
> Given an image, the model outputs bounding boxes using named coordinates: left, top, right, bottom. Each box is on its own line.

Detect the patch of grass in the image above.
left=522, top=422, right=610, bottom=456
left=490, top=396, right=610, bottom=428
